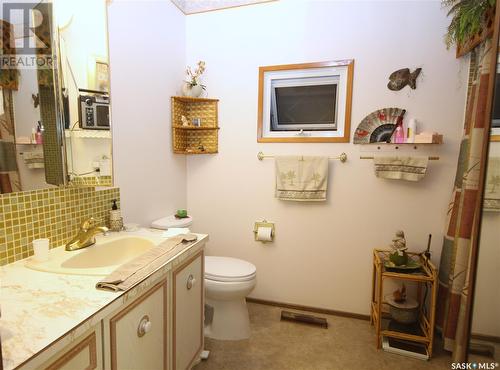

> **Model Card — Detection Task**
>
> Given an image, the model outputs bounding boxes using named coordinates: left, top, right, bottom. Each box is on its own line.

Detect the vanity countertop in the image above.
left=0, top=231, right=207, bottom=370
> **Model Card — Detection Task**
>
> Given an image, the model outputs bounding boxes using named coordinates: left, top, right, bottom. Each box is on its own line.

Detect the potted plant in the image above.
left=443, top=0, right=496, bottom=56
left=182, top=61, right=206, bottom=97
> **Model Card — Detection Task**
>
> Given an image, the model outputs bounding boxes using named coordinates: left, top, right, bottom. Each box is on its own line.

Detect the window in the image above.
left=492, top=61, right=500, bottom=141
left=258, top=60, right=353, bottom=143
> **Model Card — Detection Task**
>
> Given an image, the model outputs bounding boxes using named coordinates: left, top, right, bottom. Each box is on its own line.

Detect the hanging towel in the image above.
left=275, top=156, right=329, bottom=201
left=22, top=151, right=44, bottom=169
left=96, top=233, right=198, bottom=291
left=373, top=156, right=428, bottom=182
left=484, top=157, right=500, bottom=212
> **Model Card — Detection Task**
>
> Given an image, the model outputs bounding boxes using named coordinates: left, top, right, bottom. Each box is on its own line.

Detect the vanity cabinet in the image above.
left=108, top=280, right=168, bottom=370
left=173, top=252, right=204, bottom=370
left=14, top=242, right=206, bottom=370
left=38, top=326, right=102, bottom=370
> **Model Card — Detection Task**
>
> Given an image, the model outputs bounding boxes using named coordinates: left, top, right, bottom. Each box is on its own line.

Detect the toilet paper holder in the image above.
left=253, top=220, right=275, bottom=242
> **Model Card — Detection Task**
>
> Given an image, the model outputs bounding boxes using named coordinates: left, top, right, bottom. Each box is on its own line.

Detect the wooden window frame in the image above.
left=257, top=60, right=354, bottom=143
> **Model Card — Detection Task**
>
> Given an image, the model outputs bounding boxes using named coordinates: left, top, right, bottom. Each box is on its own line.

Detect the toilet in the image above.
left=204, top=256, right=257, bottom=340
left=151, top=215, right=257, bottom=340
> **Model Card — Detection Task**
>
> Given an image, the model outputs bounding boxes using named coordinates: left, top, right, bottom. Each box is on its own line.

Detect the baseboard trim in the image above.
left=246, top=297, right=370, bottom=321
left=471, top=333, right=500, bottom=344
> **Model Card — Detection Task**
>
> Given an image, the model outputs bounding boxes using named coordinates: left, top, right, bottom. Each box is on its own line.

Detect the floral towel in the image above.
left=484, top=157, right=500, bottom=212
left=275, top=156, right=328, bottom=201
left=373, top=156, right=428, bottom=182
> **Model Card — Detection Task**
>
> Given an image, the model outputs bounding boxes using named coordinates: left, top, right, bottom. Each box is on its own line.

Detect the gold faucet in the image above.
left=65, top=217, right=109, bottom=251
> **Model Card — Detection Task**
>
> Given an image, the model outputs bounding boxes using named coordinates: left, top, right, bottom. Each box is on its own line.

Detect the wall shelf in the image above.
left=171, top=96, right=219, bottom=154
left=173, top=126, right=220, bottom=131
left=65, top=130, right=111, bottom=139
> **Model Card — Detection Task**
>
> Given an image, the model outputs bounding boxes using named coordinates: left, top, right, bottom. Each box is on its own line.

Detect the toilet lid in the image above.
left=151, top=215, right=193, bottom=229
left=205, top=256, right=256, bottom=282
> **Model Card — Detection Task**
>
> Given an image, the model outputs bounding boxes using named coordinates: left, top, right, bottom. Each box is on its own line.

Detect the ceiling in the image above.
left=171, top=0, right=276, bottom=15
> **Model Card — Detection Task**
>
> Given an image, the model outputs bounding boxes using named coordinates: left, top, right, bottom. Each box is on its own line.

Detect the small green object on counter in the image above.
left=176, top=209, right=188, bottom=218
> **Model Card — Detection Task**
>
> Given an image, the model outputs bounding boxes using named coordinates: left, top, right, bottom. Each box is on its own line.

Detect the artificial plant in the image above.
left=443, top=0, right=496, bottom=49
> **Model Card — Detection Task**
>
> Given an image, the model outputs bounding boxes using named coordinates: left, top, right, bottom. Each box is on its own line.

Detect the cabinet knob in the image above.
left=137, top=315, right=151, bottom=337
left=187, top=274, right=196, bottom=290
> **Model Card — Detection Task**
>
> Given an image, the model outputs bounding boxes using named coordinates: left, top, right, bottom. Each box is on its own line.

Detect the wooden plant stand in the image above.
left=370, top=249, right=438, bottom=358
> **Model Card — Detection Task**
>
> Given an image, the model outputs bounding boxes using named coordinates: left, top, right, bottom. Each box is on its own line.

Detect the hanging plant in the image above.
left=443, top=0, right=496, bottom=51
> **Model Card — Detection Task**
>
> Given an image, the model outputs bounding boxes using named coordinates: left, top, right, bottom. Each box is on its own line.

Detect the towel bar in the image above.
left=257, top=151, right=347, bottom=162
left=360, top=156, right=440, bottom=160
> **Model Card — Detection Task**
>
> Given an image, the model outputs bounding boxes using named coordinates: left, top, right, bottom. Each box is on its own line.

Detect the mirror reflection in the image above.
left=0, top=1, right=62, bottom=193
left=0, top=0, right=113, bottom=195
left=55, top=0, right=112, bottom=186
left=469, top=40, right=500, bottom=362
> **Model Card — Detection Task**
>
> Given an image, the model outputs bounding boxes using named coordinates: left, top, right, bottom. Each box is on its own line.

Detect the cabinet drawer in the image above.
left=109, top=280, right=167, bottom=370
left=43, top=330, right=100, bottom=370
left=173, top=251, right=204, bottom=370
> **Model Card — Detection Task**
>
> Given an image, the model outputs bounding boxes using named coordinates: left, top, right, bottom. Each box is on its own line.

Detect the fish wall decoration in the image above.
left=387, top=68, right=422, bottom=91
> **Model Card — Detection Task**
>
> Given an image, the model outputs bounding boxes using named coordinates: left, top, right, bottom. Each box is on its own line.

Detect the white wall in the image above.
left=108, top=0, right=187, bottom=224
left=186, top=0, right=469, bottom=314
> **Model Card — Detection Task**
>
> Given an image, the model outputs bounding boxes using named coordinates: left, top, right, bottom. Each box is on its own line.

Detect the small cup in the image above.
left=32, top=238, right=49, bottom=262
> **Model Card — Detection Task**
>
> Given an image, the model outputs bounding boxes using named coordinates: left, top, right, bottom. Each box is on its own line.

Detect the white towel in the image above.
left=484, top=157, right=500, bottom=212
left=373, top=156, right=428, bottom=182
left=275, top=156, right=329, bottom=201
left=0, top=89, right=4, bottom=116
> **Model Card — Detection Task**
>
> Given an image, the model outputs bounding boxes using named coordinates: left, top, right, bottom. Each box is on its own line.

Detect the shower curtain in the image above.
left=0, top=88, right=21, bottom=193
left=0, top=20, right=21, bottom=193
left=436, top=41, right=492, bottom=360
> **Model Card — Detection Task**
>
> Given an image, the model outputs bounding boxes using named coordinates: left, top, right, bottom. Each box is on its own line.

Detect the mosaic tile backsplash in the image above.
left=0, top=186, right=120, bottom=266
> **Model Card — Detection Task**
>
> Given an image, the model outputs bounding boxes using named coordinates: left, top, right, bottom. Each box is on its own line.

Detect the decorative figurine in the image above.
left=389, top=230, right=409, bottom=266
left=181, top=115, right=189, bottom=127
left=393, top=284, right=407, bottom=303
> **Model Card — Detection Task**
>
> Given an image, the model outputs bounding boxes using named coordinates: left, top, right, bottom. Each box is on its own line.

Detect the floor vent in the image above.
left=280, top=310, right=328, bottom=329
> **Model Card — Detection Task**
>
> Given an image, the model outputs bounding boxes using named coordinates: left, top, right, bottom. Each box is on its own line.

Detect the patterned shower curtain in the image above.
left=436, top=40, right=492, bottom=361
left=0, top=19, right=21, bottom=193
left=0, top=88, right=21, bottom=193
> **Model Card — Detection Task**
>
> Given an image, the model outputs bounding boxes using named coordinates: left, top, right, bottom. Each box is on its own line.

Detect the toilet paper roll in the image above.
left=256, top=226, right=273, bottom=242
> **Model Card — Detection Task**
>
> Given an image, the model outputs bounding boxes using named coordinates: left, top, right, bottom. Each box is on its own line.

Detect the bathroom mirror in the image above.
left=0, top=0, right=113, bottom=194
left=466, top=4, right=500, bottom=363
left=0, top=1, right=64, bottom=193
left=54, top=0, right=113, bottom=187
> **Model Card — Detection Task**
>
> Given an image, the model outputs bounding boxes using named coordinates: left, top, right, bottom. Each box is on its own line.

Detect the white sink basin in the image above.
left=61, top=237, right=154, bottom=269
left=25, top=231, right=168, bottom=276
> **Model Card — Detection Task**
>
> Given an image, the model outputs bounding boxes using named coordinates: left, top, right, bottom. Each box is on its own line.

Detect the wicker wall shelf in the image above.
left=173, top=126, right=220, bottom=130
left=171, top=96, right=219, bottom=154
left=370, top=249, right=438, bottom=359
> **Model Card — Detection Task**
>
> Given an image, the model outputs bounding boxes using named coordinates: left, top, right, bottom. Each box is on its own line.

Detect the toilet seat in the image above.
left=205, top=256, right=256, bottom=282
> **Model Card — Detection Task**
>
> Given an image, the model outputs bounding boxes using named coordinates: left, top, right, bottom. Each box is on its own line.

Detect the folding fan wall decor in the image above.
left=353, top=108, right=406, bottom=144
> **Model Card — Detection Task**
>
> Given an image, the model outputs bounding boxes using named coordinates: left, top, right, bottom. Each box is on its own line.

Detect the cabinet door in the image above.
left=109, top=280, right=167, bottom=370
left=173, top=251, right=204, bottom=370
left=42, top=328, right=102, bottom=370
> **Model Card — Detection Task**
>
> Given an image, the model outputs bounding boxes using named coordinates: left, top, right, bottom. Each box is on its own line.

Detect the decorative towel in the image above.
left=484, top=157, right=500, bottom=212
left=275, top=156, right=329, bottom=201
left=373, top=156, right=428, bottom=182
left=22, top=151, right=44, bottom=169
left=96, top=234, right=197, bottom=291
